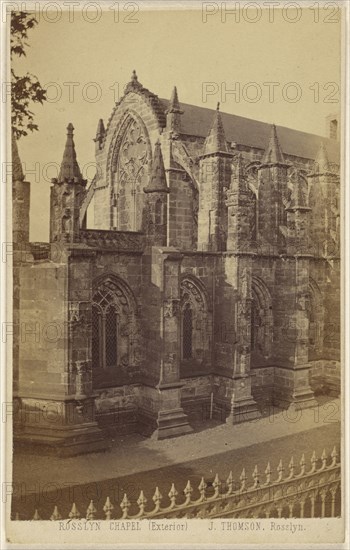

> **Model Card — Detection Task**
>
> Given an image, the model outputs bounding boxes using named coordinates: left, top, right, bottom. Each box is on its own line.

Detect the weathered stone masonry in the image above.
left=13, top=72, right=340, bottom=455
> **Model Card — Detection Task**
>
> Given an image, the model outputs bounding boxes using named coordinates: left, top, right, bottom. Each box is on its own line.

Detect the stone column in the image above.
left=273, top=255, right=317, bottom=411
left=150, top=247, right=192, bottom=439
left=223, top=254, right=261, bottom=423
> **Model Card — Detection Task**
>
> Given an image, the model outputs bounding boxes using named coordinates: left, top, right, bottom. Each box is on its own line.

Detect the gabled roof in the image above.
left=159, top=99, right=340, bottom=164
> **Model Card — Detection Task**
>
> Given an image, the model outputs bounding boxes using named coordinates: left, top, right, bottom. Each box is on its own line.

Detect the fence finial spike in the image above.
left=212, top=473, right=220, bottom=496
left=184, top=480, right=193, bottom=503
left=32, top=509, right=41, bottom=521
left=198, top=477, right=207, bottom=491
left=86, top=499, right=97, bottom=520
left=50, top=505, right=62, bottom=521
left=198, top=477, right=207, bottom=501
left=103, top=496, right=114, bottom=520
left=288, top=456, right=295, bottom=478
left=310, top=450, right=317, bottom=472
left=69, top=502, right=81, bottom=519
left=240, top=468, right=247, bottom=490
left=321, top=448, right=327, bottom=469
left=252, top=465, right=259, bottom=487
left=277, top=459, right=284, bottom=481
left=137, top=489, right=147, bottom=514
left=153, top=486, right=162, bottom=504
left=226, top=471, right=234, bottom=495
left=168, top=482, right=178, bottom=507
left=331, top=446, right=338, bottom=466
left=120, top=493, right=131, bottom=519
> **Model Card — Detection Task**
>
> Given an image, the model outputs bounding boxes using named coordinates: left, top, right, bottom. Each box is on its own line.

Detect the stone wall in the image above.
left=168, top=169, right=198, bottom=250
left=17, top=261, right=69, bottom=399
left=94, top=384, right=139, bottom=435
left=180, top=375, right=212, bottom=421
left=251, top=362, right=341, bottom=407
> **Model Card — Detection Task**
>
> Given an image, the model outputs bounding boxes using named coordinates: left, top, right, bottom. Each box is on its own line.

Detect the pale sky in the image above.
left=11, top=6, right=341, bottom=242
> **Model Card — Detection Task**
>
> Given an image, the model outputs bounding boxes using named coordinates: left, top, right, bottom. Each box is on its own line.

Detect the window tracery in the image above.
left=91, top=275, right=137, bottom=387
left=180, top=277, right=210, bottom=365
left=112, top=117, right=149, bottom=231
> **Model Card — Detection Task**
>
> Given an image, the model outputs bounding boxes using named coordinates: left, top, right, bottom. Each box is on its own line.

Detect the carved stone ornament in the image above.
left=68, top=302, right=85, bottom=329
left=163, top=299, right=180, bottom=318
left=164, top=353, right=177, bottom=371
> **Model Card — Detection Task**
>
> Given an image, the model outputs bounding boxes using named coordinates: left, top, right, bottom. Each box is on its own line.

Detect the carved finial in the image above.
left=262, top=123, right=285, bottom=165
left=95, top=118, right=105, bottom=140
left=203, top=103, right=229, bottom=155
left=58, top=123, right=83, bottom=183
left=144, top=140, right=169, bottom=193
left=314, top=141, right=331, bottom=174
left=125, top=69, right=143, bottom=93
left=168, top=86, right=182, bottom=112
left=166, top=86, right=184, bottom=134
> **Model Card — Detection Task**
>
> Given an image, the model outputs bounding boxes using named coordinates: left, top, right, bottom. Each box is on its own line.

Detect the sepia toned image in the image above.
left=2, top=1, right=347, bottom=547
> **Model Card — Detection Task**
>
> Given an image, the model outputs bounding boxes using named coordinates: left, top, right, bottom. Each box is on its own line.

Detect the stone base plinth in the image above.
left=14, top=422, right=108, bottom=457
left=151, top=408, right=193, bottom=439
left=225, top=396, right=262, bottom=424
left=13, top=396, right=108, bottom=456
left=214, top=374, right=261, bottom=424
left=273, top=366, right=317, bottom=410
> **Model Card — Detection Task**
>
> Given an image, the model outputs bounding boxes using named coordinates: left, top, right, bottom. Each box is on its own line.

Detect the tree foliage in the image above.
left=11, top=12, right=47, bottom=139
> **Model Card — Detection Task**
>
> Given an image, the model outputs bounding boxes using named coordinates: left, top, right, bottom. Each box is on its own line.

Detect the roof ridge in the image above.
left=159, top=97, right=341, bottom=147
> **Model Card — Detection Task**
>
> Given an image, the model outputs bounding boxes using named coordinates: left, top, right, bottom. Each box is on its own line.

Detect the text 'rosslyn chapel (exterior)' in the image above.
left=12, top=72, right=340, bottom=455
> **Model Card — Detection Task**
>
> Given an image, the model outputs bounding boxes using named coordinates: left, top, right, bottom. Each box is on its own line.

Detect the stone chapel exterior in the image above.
left=12, top=72, right=340, bottom=455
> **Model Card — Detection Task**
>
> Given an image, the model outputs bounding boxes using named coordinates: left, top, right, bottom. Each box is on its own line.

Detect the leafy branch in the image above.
left=11, top=12, right=47, bottom=139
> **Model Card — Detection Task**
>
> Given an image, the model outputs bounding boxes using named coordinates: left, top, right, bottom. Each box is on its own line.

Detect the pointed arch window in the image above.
left=92, top=300, right=119, bottom=370
left=251, top=299, right=261, bottom=351
left=180, top=277, right=210, bottom=369
left=250, top=278, right=273, bottom=358
left=91, top=275, right=138, bottom=387
left=182, top=302, right=193, bottom=360
left=92, top=304, right=101, bottom=368
left=105, top=305, right=118, bottom=368
left=111, top=116, right=149, bottom=231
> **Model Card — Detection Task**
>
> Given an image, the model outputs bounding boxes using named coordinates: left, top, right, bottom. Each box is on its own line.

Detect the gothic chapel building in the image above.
left=12, top=72, right=340, bottom=455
